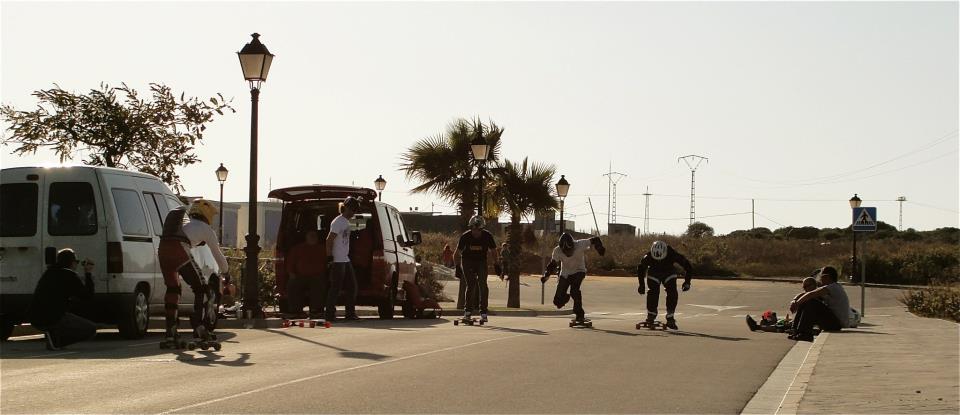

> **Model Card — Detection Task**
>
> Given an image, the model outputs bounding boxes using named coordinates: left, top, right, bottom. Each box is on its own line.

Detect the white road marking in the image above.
left=586, top=312, right=610, bottom=316
left=160, top=329, right=557, bottom=414
left=687, top=304, right=748, bottom=312
left=128, top=342, right=158, bottom=347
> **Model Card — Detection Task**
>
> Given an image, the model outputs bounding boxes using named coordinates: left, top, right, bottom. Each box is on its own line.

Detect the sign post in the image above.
left=852, top=207, right=877, bottom=316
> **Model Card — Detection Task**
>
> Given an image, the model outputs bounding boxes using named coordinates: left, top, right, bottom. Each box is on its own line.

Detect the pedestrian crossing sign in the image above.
left=852, top=207, right=877, bottom=232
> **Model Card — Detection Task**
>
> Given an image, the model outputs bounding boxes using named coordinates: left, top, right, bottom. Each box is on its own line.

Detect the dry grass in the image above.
left=900, top=284, right=960, bottom=322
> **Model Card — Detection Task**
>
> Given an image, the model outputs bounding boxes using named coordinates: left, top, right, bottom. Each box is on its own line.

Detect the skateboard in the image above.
left=569, top=319, right=593, bottom=328
left=636, top=320, right=668, bottom=330
left=159, top=332, right=220, bottom=351
left=282, top=319, right=332, bottom=328
left=453, top=317, right=484, bottom=326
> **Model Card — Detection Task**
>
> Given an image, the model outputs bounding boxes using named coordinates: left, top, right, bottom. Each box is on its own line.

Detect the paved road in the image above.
left=0, top=277, right=905, bottom=414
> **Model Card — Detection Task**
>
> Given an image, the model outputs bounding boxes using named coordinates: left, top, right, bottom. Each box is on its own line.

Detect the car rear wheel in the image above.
left=378, top=273, right=398, bottom=320
left=401, top=301, right=416, bottom=319
left=118, top=287, right=150, bottom=339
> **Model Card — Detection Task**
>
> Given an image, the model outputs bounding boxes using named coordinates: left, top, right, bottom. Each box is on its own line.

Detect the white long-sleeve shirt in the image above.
left=182, top=219, right=229, bottom=273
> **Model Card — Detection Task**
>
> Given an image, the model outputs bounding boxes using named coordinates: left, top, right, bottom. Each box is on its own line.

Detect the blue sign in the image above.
left=852, top=207, right=878, bottom=232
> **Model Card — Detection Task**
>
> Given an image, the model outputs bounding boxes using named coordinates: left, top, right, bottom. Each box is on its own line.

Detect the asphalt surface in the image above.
left=0, top=277, right=905, bottom=414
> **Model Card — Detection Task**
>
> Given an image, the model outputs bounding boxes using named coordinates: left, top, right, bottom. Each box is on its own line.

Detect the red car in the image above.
left=269, top=185, right=428, bottom=319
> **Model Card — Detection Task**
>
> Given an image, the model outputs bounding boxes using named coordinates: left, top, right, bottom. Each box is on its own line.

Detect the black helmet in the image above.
left=558, top=232, right=575, bottom=252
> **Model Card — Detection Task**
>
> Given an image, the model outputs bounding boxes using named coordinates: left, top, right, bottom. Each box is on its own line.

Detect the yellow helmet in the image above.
left=188, top=199, right=218, bottom=225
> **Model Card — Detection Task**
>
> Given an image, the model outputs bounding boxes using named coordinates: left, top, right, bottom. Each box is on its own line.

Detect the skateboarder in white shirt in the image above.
left=541, top=233, right=606, bottom=324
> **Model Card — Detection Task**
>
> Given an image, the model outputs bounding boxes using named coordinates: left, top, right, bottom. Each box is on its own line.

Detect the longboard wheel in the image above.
left=478, top=321, right=484, bottom=326
left=187, top=342, right=197, bottom=350
left=454, top=320, right=459, bottom=326
left=324, top=321, right=332, bottom=328
left=213, top=343, right=222, bottom=351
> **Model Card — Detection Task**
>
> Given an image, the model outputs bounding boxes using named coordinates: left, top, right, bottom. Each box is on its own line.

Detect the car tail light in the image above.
left=107, top=242, right=123, bottom=273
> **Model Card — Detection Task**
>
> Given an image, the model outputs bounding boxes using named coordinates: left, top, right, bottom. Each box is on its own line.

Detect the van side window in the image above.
left=389, top=208, right=406, bottom=242
left=165, top=195, right=183, bottom=211
left=1, top=183, right=38, bottom=237
left=112, top=189, right=150, bottom=236
left=48, top=182, right=98, bottom=236
left=143, top=192, right=166, bottom=236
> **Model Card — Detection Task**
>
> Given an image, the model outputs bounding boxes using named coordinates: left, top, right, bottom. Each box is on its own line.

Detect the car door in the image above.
left=141, top=190, right=169, bottom=305
left=386, top=206, right=416, bottom=286
left=44, top=169, right=107, bottom=291
left=0, top=170, right=45, bottom=297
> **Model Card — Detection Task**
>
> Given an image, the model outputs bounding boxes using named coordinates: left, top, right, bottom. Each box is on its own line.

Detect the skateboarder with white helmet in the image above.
left=541, top=232, right=606, bottom=326
left=636, top=240, right=693, bottom=330
left=158, top=199, right=229, bottom=349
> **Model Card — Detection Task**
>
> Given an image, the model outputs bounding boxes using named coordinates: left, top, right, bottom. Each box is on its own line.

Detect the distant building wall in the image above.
left=236, top=201, right=284, bottom=251
left=608, top=223, right=637, bottom=236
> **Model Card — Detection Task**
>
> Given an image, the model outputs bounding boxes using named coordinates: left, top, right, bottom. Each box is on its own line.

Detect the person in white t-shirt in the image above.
left=541, top=232, right=606, bottom=323
left=324, top=196, right=362, bottom=321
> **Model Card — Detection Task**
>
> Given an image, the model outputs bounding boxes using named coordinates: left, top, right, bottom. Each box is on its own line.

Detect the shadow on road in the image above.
left=0, top=331, right=242, bottom=360
left=328, top=317, right=448, bottom=331
left=174, top=351, right=254, bottom=367
left=270, top=330, right=391, bottom=361
left=477, top=325, right=549, bottom=336
left=668, top=331, right=749, bottom=341
left=588, top=328, right=748, bottom=342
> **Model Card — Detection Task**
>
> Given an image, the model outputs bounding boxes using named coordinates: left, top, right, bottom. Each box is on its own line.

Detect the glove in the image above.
left=596, top=245, right=606, bottom=256
left=637, top=285, right=645, bottom=295
left=494, top=263, right=503, bottom=277
left=682, top=281, right=691, bottom=292
left=541, top=274, right=549, bottom=284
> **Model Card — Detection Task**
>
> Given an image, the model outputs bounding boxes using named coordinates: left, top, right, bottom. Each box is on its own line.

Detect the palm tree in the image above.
left=399, top=118, right=503, bottom=231
left=489, top=158, right=559, bottom=308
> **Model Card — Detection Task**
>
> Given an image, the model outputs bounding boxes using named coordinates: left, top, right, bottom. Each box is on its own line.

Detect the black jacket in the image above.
left=637, top=247, right=693, bottom=286
left=27, top=267, right=94, bottom=327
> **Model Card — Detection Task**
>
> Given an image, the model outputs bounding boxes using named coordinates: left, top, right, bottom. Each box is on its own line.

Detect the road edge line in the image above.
left=741, top=332, right=829, bottom=414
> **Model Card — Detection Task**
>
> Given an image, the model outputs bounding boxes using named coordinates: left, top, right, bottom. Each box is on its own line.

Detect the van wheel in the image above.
left=118, top=287, right=150, bottom=339
left=378, top=275, right=398, bottom=320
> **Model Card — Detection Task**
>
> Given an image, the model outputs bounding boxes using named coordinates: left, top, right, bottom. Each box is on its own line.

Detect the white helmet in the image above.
left=650, top=240, right=668, bottom=260
left=469, top=215, right=485, bottom=229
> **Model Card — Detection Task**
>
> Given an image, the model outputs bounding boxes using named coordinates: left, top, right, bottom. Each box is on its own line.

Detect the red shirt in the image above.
left=286, top=242, right=327, bottom=277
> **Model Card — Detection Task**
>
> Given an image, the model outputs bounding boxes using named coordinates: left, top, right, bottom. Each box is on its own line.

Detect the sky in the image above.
left=2, top=1, right=958, bottom=235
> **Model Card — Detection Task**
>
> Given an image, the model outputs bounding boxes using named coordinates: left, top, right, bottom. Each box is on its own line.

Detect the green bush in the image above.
left=900, top=284, right=960, bottom=322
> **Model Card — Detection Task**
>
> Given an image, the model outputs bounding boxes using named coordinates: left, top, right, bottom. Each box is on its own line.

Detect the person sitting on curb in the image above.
left=788, top=266, right=850, bottom=341
left=27, top=249, right=97, bottom=351
left=746, top=276, right=818, bottom=332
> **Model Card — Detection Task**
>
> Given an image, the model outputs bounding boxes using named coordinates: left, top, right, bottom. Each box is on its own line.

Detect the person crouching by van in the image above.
left=325, top=196, right=362, bottom=322
left=27, top=249, right=97, bottom=351
left=286, top=229, right=327, bottom=319
left=158, top=199, right=229, bottom=344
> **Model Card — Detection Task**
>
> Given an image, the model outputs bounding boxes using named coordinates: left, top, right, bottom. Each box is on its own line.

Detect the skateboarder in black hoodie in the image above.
left=636, top=240, right=693, bottom=329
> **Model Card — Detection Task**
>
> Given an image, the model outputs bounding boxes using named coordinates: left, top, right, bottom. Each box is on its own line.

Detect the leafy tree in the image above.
left=488, top=158, right=558, bottom=307
left=685, top=221, right=714, bottom=238
left=399, top=118, right=503, bottom=231
left=1, top=83, right=234, bottom=192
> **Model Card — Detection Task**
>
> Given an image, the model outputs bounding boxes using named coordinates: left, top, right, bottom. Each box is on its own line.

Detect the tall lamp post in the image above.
left=556, top=175, right=570, bottom=233
left=849, top=194, right=862, bottom=284
left=215, top=163, right=229, bottom=243
left=374, top=175, right=387, bottom=201
left=470, top=125, right=490, bottom=217
left=237, top=33, right=274, bottom=318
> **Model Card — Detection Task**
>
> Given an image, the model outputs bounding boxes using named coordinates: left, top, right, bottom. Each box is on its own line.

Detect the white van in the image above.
left=0, top=166, right=221, bottom=340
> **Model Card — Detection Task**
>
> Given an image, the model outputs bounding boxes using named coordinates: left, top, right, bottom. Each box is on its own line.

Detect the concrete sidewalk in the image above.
left=797, top=306, right=959, bottom=414
left=748, top=306, right=959, bottom=414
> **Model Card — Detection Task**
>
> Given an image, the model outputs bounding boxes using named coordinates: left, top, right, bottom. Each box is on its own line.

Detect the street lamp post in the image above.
left=215, top=163, right=229, bottom=243
left=237, top=33, right=274, bottom=319
left=470, top=124, right=490, bottom=218
left=556, top=175, right=570, bottom=233
left=374, top=175, right=387, bottom=201
left=849, top=194, right=863, bottom=315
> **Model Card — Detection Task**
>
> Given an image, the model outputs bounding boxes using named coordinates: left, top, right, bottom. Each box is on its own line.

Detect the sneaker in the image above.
left=665, top=318, right=678, bottom=330
left=44, top=332, right=60, bottom=351
left=345, top=314, right=361, bottom=321
left=794, top=333, right=814, bottom=342
left=480, top=314, right=488, bottom=322
left=746, top=315, right=760, bottom=331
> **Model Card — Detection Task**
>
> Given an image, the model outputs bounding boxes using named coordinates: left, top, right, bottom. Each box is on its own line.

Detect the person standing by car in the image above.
left=286, top=229, right=327, bottom=319
left=325, top=196, right=362, bottom=322
left=454, top=215, right=501, bottom=322
left=158, top=199, right=229, bottom=347
left=27, top=249, right=97, bottom=351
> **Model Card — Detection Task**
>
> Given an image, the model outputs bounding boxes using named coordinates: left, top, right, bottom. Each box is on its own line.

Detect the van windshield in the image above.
left=49, top=182, right=98, bottom=236
left=1, top=183, right=39, bottom=237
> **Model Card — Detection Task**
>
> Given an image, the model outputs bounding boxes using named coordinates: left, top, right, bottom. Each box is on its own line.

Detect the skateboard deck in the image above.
left=282, top=319, right=332, bottom=328
left=569, top=319, right=593, bottom=328
left=636, top=320, right=668, bottom=330
left=454, top=317, right=484, bottom=326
